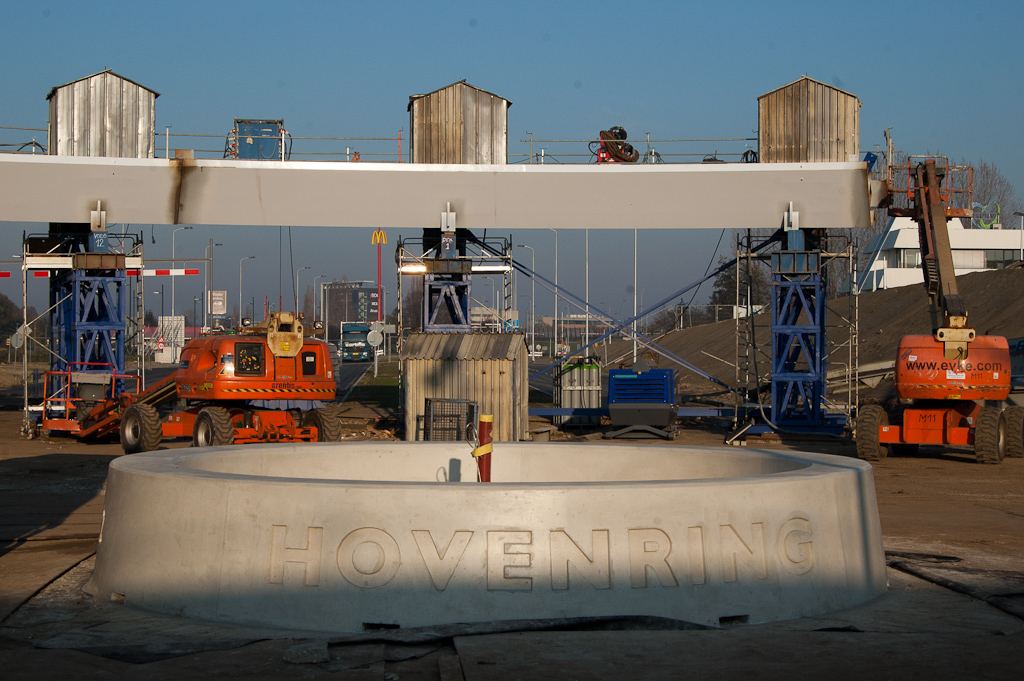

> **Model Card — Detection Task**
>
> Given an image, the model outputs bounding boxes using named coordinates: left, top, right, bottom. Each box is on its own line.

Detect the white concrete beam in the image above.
left=0, top=155, right=874, bottom=230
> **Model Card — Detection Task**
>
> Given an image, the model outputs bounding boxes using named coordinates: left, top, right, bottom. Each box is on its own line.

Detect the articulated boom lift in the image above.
left=857, top=159, right=1022, bottom=463
left=119, top=311, right=341, bottom=453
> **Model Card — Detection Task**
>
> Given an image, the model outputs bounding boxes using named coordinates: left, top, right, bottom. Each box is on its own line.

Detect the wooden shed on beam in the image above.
left=758, top=76, right=860, bottom=163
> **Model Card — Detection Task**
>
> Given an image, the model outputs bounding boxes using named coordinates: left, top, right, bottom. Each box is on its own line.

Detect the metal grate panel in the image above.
left=424, top=398, right=477, bottom=441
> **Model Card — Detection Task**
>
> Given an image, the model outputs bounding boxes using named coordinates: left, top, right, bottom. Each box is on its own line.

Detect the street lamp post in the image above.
left=312, top=275, right=327, bottom=318
left=239, top=256, right=255, bottom=325
left=204, top=240, right=222, bottom=329
left=545, top=228, right=558, bottom=356
left=295, top=266, right=311, bottom=315
left=518, top=294, right=532, bottom=346
left=192, top=297, right=200, bottom=339
left=517, top=245, right=535, bottom=355
left=1014, top=212, right=1024, bottom=262
left=152, top=286, right=165, bottom=319
left=481, top=278, right=493, bottom=330
left=585, top=228, right=589, bottom=350
left=152, top=287, right=164, bottom=361
left=171, top=225, right=193, bottom=318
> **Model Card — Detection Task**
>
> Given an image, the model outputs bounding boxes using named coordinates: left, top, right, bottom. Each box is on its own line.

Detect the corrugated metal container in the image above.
left=408, top=80, right=510, bottom=164
left=46, top=70, right=159, bottom=158
left=401, top=332, right=528, bottom=441
left=758, top=76, right=859, bottom=163
left=553, top=357, right=602, bottom=427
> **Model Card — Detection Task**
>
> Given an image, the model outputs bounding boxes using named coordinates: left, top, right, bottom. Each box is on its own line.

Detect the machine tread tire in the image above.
left=1003, top=405, right=1024, bottom=458
left=974, top=407, right=1006, bottom=464
left=302, top=408, right=343, bottom=442
left=121, top=403, right=162, bottom=453
left=856, top=405, right=888, bottom=462
left=193, top=407, right=235, bottom=447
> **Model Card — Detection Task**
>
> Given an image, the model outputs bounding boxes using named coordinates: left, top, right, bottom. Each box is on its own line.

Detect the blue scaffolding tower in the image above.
left=769, top=250, right=831, bottom=430
left=26, top=228, right=141, bottom=435
left=735, top=226, right=855, bottom=437
left=49, top=266, right=127, bottom=375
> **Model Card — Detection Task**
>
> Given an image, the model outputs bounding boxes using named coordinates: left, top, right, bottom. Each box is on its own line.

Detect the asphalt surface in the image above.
left=0, top=412, right=1022, bottom=680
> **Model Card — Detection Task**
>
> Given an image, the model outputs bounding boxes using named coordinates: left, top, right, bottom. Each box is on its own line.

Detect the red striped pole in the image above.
left=472, top=415, right=493, bottom=483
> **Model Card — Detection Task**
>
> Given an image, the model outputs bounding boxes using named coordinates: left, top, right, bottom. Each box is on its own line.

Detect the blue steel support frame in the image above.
left=423, top=273, right=472, bottom=333
left=769, top=251, right=832, bottom=431
left=49, top=269, right=127, bottom=374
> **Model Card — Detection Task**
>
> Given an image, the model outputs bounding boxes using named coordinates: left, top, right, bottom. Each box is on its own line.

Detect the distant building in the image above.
left=325, top=281, right=378, bottom=324
left=859, top=217, right=1024, bottom=292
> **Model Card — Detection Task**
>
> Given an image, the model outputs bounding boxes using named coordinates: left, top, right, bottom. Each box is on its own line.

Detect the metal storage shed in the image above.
left=401, top=332, right=528, bottom=442
left=758, top=76, right=860, bottom=163
left=407, top=80, right=510, bottom=164
left=46, top=69, right=159, bottom=158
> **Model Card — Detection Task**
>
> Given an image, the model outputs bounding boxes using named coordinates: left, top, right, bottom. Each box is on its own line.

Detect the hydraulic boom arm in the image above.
left=908, top=160, right=974, bottom=359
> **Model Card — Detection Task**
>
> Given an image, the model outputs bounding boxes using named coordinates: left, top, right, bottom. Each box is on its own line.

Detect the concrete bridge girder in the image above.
left=0, top=155, right=878, bottom=230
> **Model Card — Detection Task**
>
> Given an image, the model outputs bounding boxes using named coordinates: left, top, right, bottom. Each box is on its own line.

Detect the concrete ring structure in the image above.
left=87, top=443, right=887, bottom=633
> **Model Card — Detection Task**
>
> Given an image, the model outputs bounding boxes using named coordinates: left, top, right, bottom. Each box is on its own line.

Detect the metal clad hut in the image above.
left=402, top=333, right=528, bottom=442
left=758, top=76, right=860, bottom=163
left=408, top=80, right=510, bottom=164
left=46, top=70, right=159, bottom=158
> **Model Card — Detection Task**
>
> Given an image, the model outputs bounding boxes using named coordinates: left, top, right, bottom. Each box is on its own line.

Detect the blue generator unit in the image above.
left=607, top=368, right=677, bottom=439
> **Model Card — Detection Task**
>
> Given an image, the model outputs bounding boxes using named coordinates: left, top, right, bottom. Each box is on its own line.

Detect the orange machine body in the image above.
left=894, top=335, right=1011, bottom=402
left=175, top=335, right=336, bottom=403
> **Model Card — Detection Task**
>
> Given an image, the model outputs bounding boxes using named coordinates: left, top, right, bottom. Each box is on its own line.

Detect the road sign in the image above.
left=157, top=336, right=165, bottom=351
left=370, top=321, right=383, bottom=333
left=209, top=290, right=227, bottom=316
left=367, top=330, right=383, bottom=347
left=11, top=324, right=30, bottom=349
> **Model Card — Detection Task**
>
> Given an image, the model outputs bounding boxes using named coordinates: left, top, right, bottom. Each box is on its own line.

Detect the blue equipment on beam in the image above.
left=606, top=367, right=677, bottom=439
left=225, top=119, right=290, bottom=160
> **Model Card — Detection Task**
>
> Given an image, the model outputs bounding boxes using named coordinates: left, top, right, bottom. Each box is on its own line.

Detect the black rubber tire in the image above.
left=856, top=405, right=888, bottom=461
left=891, top=443, right=920, bottom=457
left=974, top=406, right=1007, bottom=464
left=302, top=408, right=343, bottom=442
left=1003, top=405, right=1024, bottom=458
left=193, top=407, right=235, bottom=447
left=121, top=403, right=162, bottom=454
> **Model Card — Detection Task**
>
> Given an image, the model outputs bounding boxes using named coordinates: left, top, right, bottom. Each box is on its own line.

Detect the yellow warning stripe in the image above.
left=221, top=388, right=335, bottom=393
left=472, top=443, right=492, bottom=458
left=910, top=385, right=1006, bottom=391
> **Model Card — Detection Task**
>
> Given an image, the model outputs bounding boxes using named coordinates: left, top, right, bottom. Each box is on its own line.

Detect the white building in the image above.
left=859, top=217, right=1023, bottom=292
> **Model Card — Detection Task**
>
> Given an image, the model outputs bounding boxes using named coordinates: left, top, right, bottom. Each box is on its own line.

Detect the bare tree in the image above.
left=302, top=285, right=315, bottom=320
left=971, top=159, right=1023, bottom=228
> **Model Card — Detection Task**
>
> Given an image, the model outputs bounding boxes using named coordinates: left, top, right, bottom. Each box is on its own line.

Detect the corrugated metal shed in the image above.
left=46, top=70, right=159, bottom=158
left=402, top=332, right=528, bottom=441
left=408, top=80, right=510, bottom=164
left=758, top=76, right=860, bottom=163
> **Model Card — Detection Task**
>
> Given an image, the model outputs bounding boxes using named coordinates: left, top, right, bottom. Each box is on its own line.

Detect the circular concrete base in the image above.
left=87, top=443, right=886, bottom=633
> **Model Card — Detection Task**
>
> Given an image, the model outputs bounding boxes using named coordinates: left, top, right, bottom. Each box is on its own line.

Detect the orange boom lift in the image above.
left=119, top=311, right=341, bottom=452
left=857, top=159, right=1021, bottom=463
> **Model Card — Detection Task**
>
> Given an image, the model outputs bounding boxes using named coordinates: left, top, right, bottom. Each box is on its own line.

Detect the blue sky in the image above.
left=2, top=0, right=1022, bottom=322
